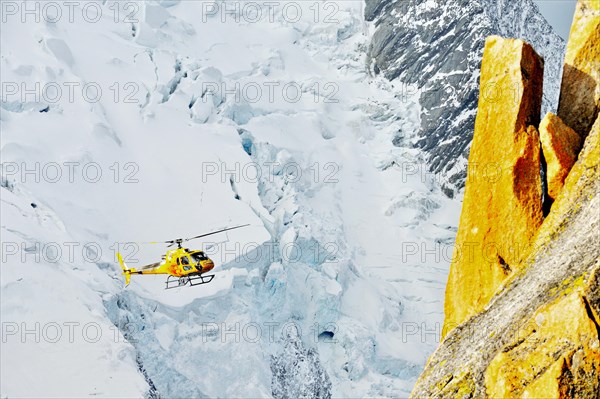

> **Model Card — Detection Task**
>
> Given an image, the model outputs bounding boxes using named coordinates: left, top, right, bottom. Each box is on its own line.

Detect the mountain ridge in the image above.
left=366, top=0, right=565, bottom=196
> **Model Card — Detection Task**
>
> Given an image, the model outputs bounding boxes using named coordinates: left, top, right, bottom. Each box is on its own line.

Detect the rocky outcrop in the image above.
left=540, top=113, right=582, bottom=202
left=557, top=0, right=600, bottom=140
left=484, top=279, right=600, bottom=398
left=366, top=0, right=565, bottom=197
left=270, top=331, right=332, bottom=399
left=411, top=1, right=600, bottom=396
left=411, top=113, right=600, bottom=399
left=443, top=36, right=545, bottom=335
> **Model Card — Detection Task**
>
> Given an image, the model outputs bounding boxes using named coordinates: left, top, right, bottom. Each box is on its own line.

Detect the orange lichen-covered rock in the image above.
left=411, top=4, right=600, bottom=397
left=484, top=286, right=600, bottom=399
left=557, top=0, right=600, bottom=139
left=442, top=36, right=545, bottom=337
left=410, top=116, right=600, bottom=399
left=539, top=113, right=582, bottom=202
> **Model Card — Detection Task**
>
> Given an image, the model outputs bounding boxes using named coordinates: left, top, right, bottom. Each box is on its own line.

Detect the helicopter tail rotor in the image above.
left=117, top=252, right=132, bottom=286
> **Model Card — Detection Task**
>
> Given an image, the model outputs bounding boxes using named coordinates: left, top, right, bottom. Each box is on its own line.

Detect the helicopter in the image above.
left=117, top=224, right=249, bottom=289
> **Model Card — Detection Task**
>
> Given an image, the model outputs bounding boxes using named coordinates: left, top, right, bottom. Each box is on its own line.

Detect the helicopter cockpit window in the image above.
left=179, top=256, right=190, bottom=265
left=191, top=252, right=209, bottom=262
left=183, top=266, right=192, bottom=271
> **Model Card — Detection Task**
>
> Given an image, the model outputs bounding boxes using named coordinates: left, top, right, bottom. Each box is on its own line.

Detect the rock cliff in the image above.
left=557, top=0, right=600, bottom=140
left=411, top=0, right=600, bottom=396
left=443, top=36, right=546, bottom=335
left=539, top=113, right=582, bottom=203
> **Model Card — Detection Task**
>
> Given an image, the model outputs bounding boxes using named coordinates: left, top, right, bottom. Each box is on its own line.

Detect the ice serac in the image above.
left=557, top=0, right=600, bottom=140
left=443, top=36, right=545, bottom=336
left=539, top=113, right=581, bottom=202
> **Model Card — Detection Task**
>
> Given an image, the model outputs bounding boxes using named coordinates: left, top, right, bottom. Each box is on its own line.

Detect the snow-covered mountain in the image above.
left=366, top=0, right=565, bottom=196
left=1, top=1, right=560, bottom=397
left=0, top=1, right=459, bottom=396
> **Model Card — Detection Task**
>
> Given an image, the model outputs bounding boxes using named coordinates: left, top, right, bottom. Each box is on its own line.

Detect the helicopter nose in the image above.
left=202, top=260, right=214, bottom=272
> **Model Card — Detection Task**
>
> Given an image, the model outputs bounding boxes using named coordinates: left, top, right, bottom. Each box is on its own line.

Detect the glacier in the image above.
left=0, top=0, right=560, bottom=397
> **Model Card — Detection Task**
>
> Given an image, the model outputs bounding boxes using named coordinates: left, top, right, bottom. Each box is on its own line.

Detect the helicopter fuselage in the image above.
left=118, top=248, right=214, bottom=285
left=116, top=224, right=249, bottom=288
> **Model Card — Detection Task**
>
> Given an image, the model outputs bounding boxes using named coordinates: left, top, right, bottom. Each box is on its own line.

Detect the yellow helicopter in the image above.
left=117, top=224, right=249, bottom=289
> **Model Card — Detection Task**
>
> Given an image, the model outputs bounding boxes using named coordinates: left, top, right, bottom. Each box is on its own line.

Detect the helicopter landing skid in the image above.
left=165, top=274, right=215, bottom=289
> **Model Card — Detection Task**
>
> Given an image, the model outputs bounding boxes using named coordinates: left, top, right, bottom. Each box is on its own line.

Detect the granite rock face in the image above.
left=411, top=117, right=600, bottom=398
left=366, top=0, right=565, bottom=197
left=484, top=281, right=600, bottom=398
left=539, top=113, right=582, bottom=202
left=443, top=36, right=545, bottom=336
left=557, top=0, right=600, bottom=140
left=411, top=1, right=600, bottom=396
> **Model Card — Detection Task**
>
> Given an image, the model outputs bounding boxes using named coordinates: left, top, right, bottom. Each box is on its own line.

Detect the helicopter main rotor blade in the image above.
left=128, top=241, right=169, bottom=245
left=132, top=224, right=251, bottom=247
left=182, top=224, right=250, bottom=242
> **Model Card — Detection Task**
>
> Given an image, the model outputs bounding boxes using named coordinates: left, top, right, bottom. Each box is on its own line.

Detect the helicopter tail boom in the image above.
left=117, top=252, right=132, bottom=286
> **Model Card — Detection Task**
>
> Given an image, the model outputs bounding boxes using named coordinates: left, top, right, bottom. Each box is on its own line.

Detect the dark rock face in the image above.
left=366, top=0, right=565, bottom=196
left=270, top=331, right=332, bottom=399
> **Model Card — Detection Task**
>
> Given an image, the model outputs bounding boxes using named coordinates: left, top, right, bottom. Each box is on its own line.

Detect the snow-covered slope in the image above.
left=1, top=1, right=461, bottom=397
left=366, top=0, right=565, bottom=196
